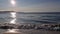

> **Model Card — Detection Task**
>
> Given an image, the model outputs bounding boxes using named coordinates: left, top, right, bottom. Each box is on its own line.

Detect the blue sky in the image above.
left=0, top=0, right=60, bottom=12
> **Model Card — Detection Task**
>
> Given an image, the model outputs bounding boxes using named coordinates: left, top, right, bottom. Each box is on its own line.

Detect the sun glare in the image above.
left=10, top=12, right=16, bottom=24
left=10, top=19, right=16, bottom=24
left=11, top=12, right=16, bottom=18
left=7, top=29, right=16, bottom=32
left=11, top=0, right=16, bottom=6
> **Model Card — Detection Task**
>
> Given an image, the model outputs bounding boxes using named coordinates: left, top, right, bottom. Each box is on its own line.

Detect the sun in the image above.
left=11, top=0, right=16, bottom=6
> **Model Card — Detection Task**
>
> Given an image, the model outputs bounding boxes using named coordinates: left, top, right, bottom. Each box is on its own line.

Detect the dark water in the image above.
left=0, top=12, right=60, bottom=24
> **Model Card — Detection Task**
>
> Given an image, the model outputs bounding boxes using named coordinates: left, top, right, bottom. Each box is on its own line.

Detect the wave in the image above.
left=0, top=12, right=60, bottom=24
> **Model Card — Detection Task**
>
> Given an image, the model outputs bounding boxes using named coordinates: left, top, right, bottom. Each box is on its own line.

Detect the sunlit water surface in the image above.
left=0, top=12, right=60, bottom=24
left=0, top=12, right=60, bottom=34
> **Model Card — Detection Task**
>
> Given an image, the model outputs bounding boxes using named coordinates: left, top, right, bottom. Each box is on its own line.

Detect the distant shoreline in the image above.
left=0, top=11, right=60, bottom=14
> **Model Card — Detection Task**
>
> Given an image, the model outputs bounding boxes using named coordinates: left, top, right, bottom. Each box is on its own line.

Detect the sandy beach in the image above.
left=0, top=29, right=60, bottom=34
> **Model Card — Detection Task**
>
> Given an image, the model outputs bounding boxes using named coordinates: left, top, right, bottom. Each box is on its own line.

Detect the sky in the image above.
left=0, top=0, right=60, bottom=12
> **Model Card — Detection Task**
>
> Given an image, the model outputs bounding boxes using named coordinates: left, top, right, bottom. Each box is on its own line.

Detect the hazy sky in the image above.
left=0, top=0, right=60, bottom=12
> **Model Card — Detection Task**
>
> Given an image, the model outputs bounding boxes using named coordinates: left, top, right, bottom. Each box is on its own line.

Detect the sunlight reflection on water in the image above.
left=10, top=12, right=16, bottom=24
left=10, top=12, right=16, bottom=18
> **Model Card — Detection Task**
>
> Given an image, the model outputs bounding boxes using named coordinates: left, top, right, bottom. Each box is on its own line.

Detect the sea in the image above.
left=0, top=12, right=60, bottom=24
left=0, top=12, right=60, bottom=34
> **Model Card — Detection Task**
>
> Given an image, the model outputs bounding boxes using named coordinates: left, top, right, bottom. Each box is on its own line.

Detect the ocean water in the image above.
left=0, top=12, right=60, bottom=24
left=0, top=12, right=60, bottom=34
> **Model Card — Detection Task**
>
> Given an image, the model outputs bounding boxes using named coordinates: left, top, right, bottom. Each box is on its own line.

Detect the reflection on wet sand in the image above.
left=3, top=29, right=21, bottom=34
left=2, top=29, right=60, bottom=34
left=7, top=29, right=17, bottom=32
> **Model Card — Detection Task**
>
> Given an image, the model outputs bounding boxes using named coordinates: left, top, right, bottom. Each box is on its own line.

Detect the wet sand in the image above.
left=0, top=29, right=60, bottom=34
left=19, top=29, right=60, bottom=34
